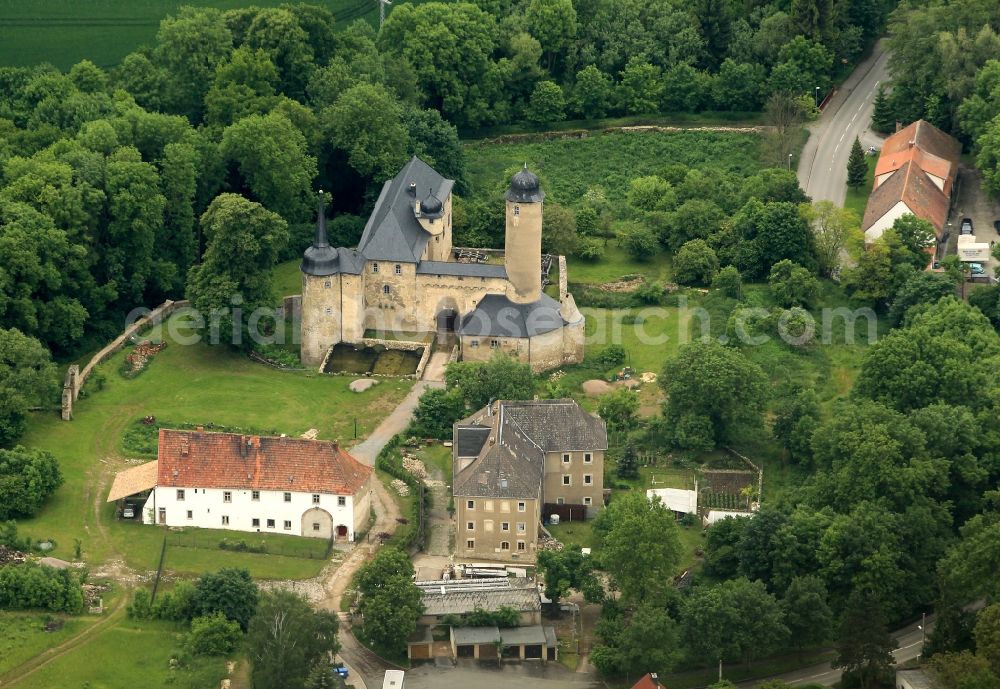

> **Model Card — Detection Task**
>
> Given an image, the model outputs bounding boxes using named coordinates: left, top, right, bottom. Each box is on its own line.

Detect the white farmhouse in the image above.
left=107, top=429, right=373, bottom=541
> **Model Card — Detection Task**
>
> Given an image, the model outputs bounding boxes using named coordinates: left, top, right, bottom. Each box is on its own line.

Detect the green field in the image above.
left=10, top=617, right=229, bottom=689
left=271, top=259, right=303, bottom=301
left=0, top=613, right=92, bottom=676
left=0, top=0, right=385, bottom=70
left=17, top=313, right=412, bottom=577
left=464, top=129, right=766, bottom=208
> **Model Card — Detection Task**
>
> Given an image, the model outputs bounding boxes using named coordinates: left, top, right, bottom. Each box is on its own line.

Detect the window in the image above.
left=562, top=475, right=571, bottom=486
left=584, top=497, right=593, bottom=506
left=176, top=489, right=185, bottom=501
left=562, top=453, right=571, bottom=464
left=467, top=521, right=475, bottom=531
left=284, top=492, right=291, bottom=502
left=501, top=522, right=510, bottom=531
left=557, top=497, right=565, bottom=505
left=325, top=307, right=333, bottom=315
left=500, top=541, right=510, bottom=551
left=469, top=339, right=479, bottom=348
left=382, top=285, right=390, bottom=295
left=221, top=515, right=229, bottom=525
left=484, top=500, right=494, bottom=511
left=517, top=522, right=526, bottom=533
left=517, top=501, right=526, bottom=512
left=500, top=501, right=509, bottom=512
left=324, top=280, right=331, bottom=288
left=312, top=522, right=320, bottom=531
left=517, top=541, right=526, bottom=551
left=312, top=494, right=320, bottom=504
left=514, top=205, right=520, bottom=216
left=186, top=510, right=193, bottom=520
left=372, top=263, right=379, bottom=273
left=251, top=490, right=260, bottom=501
left=584, top=474, right=593, bottom=485
left=484, top=520, right=494, bottom=532
left=466, top=539, right=475, bottom=549
left=337, top=496, right=346, bottom=507
left=284, top=520, right=291, bottom=530
left=266, top=519, right=275, bottom=528
left=584, top=453, right=593, bottom=463
left=252, top=518, right=260, bottom=528
left=394, top=264, right=402, bottom=275
left=467, top=500, right=475, bottom=510
left=223, top=491, right=232, bottom=503
left=490, top=339, right=500, bottom=349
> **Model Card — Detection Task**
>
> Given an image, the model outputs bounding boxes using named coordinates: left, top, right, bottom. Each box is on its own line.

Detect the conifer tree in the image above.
left=871, top=86, right=895, bottom=134
left=847, top=137, right=867, bottom=188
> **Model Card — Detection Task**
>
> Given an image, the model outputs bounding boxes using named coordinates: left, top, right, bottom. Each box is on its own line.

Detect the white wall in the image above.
left=865, top=201, right=913, bottom=243
left=142, top=485, right=361, bottom=540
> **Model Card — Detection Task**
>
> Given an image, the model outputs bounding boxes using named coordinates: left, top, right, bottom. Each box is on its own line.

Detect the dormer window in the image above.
left=371, top=263, right=379, bottom=273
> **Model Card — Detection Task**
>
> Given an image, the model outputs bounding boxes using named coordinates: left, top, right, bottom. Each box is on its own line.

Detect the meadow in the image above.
left=0, top=0, right=382, bottom=69
left=17, top=313, right=413, bottom=578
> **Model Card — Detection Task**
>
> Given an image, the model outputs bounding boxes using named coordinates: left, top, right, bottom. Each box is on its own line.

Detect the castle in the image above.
left=300, top=157, right=584, bottom=372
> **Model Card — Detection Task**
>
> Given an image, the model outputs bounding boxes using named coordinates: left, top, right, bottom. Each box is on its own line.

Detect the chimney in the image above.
left=240, top=436, right=249, bottom=458
left=196, top=425, right=204, bottom=432
left=415, top=200, right=422, bottom=215
left=180, top=435, right=189, bottom=457
left=408, top=182, right=416, bottom=195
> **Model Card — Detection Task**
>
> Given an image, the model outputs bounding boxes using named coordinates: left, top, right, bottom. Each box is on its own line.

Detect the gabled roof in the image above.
left=453, top=400, right=607, bottom=499
left=630, top=673, right=666, bottom=689
left=356, top=156, right=454, bottom=263
left=862, top=160, right=950, bottom=235
left=156, top=429, right=372, bottom=495
left=879, top=120, right=961, bottom=182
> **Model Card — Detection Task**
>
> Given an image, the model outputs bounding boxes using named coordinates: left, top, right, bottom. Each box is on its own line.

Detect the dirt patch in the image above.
left=581, top=380, right=611, bottom=396
left=598, top=276, right=644, bottom=292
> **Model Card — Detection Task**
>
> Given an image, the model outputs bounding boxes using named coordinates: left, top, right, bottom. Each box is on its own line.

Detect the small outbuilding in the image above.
left=451, top=626, right=501, bottom=659
left=896, top=668, right=936, bottom=689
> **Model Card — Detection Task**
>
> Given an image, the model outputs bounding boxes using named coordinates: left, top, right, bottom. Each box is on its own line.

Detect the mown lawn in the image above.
left=17, top=314, right=413, bottom=577
left=0, top=0, right=389, bottom=70
left=844, top=155, right=877, bottom=221
left=0, top=613, right=93, bottom=676
left=271, top=259, right=303, bottom=302
left=12, top=617, right=229, bottom=689
left=567, top=244, right=673, bottom=286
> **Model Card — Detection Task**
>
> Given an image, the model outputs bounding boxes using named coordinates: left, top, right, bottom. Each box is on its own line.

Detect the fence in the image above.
left=150, top=533, right=168, bottom=603
left=165, top=528, right=330, bottom=560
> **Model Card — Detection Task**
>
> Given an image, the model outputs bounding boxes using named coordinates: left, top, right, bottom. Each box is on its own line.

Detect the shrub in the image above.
left=767, top=259, right=819, bottom=307
left=575, top=237, right=604, bottom=261
left=128, top=588, right=153, bottom=619
left=597, top=345, right=627, bottom=367
left=633, top=280, right=667, bottom=305
left=713, top=265, right=742, bottom=299
left=673, top=239, right=719, bottom=286
left=0, top=446, right=64, bottom=520
left=185, top=612, right=243, bottom=656
left=0, top=562, right=84, bottom=613
left=617, top=223, right=658, bottom=261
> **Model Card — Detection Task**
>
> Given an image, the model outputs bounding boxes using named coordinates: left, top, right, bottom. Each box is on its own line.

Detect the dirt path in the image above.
left=350, top=380, right=444, bottom=464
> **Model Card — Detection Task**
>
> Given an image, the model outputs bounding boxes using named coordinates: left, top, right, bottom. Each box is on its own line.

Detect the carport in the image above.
left=450, top=626, right=500, bottom=660
left=500, top=625, right=552, bottom=661
left=106, top=460, right=158, bottom=520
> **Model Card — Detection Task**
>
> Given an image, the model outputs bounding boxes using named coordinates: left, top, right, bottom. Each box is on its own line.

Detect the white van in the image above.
left=382, top=670, right=405, bottom=689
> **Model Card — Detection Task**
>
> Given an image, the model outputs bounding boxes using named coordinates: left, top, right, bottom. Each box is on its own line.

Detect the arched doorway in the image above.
left=301, top=507, right=333, bottom=539
left=336, top=524, right=349, bottom=541
left=436, top=297, right=460, bottom=346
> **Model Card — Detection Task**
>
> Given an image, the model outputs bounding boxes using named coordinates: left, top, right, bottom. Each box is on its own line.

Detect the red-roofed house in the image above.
left=862, top=120, right=961, bottom=243
left=110, top=429, right=373, bottom=541
left=630, top=673, right=666, bottom=689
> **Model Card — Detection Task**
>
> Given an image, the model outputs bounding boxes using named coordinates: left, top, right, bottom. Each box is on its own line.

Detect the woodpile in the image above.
left=391, top=479, right=410, bottom=496
left=0, top=545, right=26, bottom=565
left=537, top=536, right=564, bottom=552
left=402, top=454, right=428, bottom=479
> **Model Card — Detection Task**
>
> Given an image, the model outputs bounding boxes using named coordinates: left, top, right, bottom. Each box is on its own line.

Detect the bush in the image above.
left=219, top=538, right=267, bottom=554
left=633, top=280, right=667, bottom=305
left=713, top=265, right=742, bottom=299
left=767, top=259, right=819, bottom=307
left=673, top=239, right=719, bottom=286
left=375, top=435, right=429, bottom=551
left=185, top=612, right=243, bottom=656
left=617, top=223, right=658, bottom=260
left=575, top=237, right=604, bottom=261
left=0, top=446, right=64, bottom=520
left=251, top=343, right=302, bottom=369
left=0, top=562, right=84, bottom=613
left=597, top=345, right=627, bottom=367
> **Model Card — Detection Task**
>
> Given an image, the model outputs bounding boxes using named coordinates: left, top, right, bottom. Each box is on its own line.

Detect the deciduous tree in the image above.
left=833, top=590, right=896, bottom=689
left=0, top=328, right=57, bottom=445
left=247, top=590, right=339, bottom=689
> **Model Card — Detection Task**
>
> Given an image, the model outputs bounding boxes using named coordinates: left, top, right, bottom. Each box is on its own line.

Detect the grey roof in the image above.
left=500, top=625, right=547, bottom=646
left=543, top=626, right=558, bottom=648
left=453, top=626, right=501, bottom=645
left=895, top=669, right=935, bottom=689
left=416, top=261, right=507, bottom=279
left=453, top=400, right=606, bottom=499
left=407, top=626, right=434, bottom=644
left=457, top=293, right=565, bottom=338
left=357, top=156, right=454, bottom=263
left=419, top=578, right=541, bottom=616
left=506, top=165, right=545, bottom=203
left=301, top=194, right=340, bottom=276
left=456, top=426, right=491, bottom=457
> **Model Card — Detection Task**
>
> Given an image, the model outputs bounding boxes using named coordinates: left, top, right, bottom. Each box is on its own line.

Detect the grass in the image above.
left=0, top=613, right=93, bottom=675
left=464, top=129, right=766, bottom=208
left=0, top=0, right=389, bottom=70
left=11, top=617, right=230, bottom=689
left=17, top=313, right=413, bottom=576
left=567, top=244, right=673, bottom=286
left=271, top=259, right=302, bottom=302
left=461, top=110, right=765, bottom=139
left=413, top=442, right=452, bottom=480
left=844, top=155, right=877, bottom=220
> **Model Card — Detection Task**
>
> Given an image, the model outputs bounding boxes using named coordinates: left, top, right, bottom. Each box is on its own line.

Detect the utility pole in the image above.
left=376, top=0, right=392, bottom=28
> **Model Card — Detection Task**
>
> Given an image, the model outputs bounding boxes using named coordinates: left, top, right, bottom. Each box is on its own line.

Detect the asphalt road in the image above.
left=798, top=42, right=891, bottom=205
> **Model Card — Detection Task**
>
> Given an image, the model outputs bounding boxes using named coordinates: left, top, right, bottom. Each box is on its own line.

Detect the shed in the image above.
left=450, top=626, right=501, bottom=659
left=406, top=626, right=434, bottom=661
left=500, top=625, right=549, bottom=660
left=896, top=668, right=936, bottom=689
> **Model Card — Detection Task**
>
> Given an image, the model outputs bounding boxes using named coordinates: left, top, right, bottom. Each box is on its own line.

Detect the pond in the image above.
left=323, top=344, right=423, bottom=376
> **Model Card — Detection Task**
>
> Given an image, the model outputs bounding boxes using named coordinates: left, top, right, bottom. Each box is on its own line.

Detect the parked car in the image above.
left=122, top=505, right=135, bottom=519
left=968, top=263, right=986, bottom=275
left=333, top=664, right=349, bottom=679
left=961, top=218, right=974, bottom=235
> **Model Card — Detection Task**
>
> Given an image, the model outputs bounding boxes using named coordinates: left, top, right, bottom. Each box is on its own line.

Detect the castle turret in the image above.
left=504, top=164, right=544, bottom=304
left=300, top=191, right=342, bottom=367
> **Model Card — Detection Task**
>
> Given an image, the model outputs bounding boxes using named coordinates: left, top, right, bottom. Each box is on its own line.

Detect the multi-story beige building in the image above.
left=299, top=157, right=584, bottom=372
left=452, top=399, right=608, bottom=562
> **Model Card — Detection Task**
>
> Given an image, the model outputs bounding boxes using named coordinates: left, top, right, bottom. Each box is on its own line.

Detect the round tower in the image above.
left=504, top=164, right=544, bottom=304
left=300, top=191, right=342, bottom=367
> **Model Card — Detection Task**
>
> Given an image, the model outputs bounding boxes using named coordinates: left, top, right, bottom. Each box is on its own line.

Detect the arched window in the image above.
left=382, top=285, right=390, bottom=295
left=371, top=263, right=379, bottom=273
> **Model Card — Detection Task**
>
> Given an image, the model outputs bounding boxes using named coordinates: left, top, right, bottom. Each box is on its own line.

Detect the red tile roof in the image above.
left=156, top=429, right=372, bottom=495
left=631, top=673, right=665, bottom=689
left=862, top=160, right=950, bottom=235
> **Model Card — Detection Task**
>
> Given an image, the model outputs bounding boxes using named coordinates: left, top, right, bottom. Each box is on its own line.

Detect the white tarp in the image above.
left=647, top=488, right=698, bottom=515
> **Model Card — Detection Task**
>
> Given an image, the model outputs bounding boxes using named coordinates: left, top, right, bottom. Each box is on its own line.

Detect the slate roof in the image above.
left=453, top=400, right=607, bottom=499
left=862, top=160, right=950, bottom=235
left=452, top=626, right=501, bottom=645
left=416, top=261, right=507, bottom=279
left=457, top=293, right=566, bottom=338
left=895, top=669, right=935, bottom=689
left=418, top=578, right=541, bottom=616
left=156, top=429, right=372, bottom=495
left=356, top=156, right=454, bottom=263
left=455, top=426, right=491, bottom=457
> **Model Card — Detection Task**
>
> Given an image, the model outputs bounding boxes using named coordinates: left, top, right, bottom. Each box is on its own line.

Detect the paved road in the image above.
left=406, top=663, right=604, bottom=689
left=798, top=42, right=891, bottom=205
left=738, top=616, right=929, bottom=688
